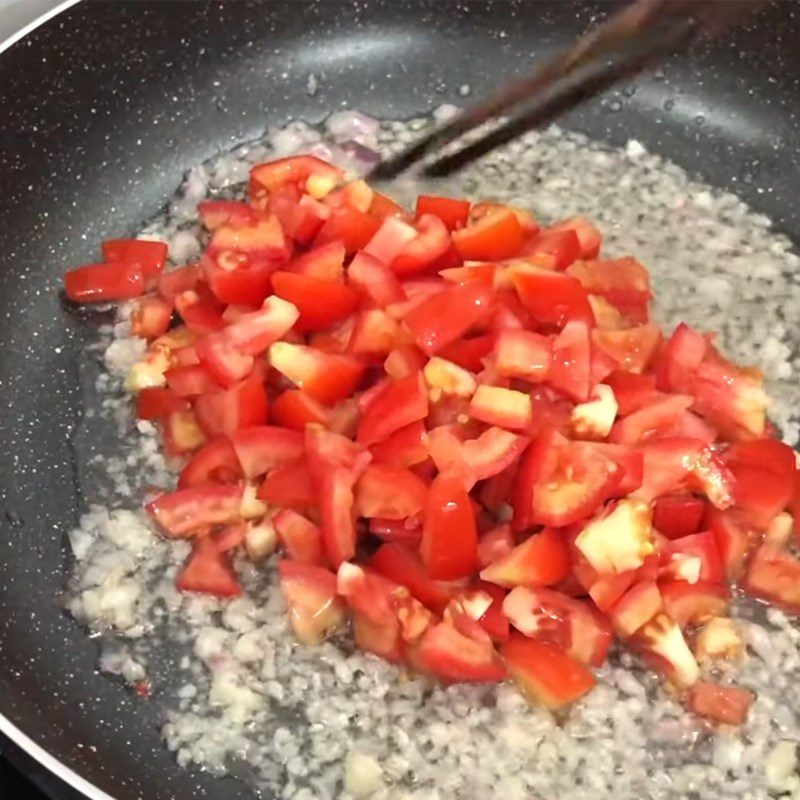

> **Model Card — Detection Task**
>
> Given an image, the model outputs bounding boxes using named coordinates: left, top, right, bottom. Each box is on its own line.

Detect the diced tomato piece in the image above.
left=792, top=470, right=800, bottom=540
left=660, top=580, right=729, bottom=628
left=655, top=323, right=707, bottom=393
left=101, top=238, right=168, bottom=283
left=270, top=389, right=329, bottom=431
left=548, top=217, right=602, bottom=259
left=593, top=325, right=662, bottom=375
left=194, top=367, right=269, bottom=437
left=176, top=536, right=242, bottom=597
left=348, top=309, right=408, bottom=355
left=227, top=425, right=303, bottom=481
left=611, top=394, right=694, bottom=445
left=361, top=216, right=418, bottom=264
left=64, top=261, right=145, bottom=303
left=158, top=264, right=200, bottom=302
left=415, top=194, right=470, bottom=230
left=249, top=156, right=343, bottom=200
left=687, top=682, right=754, bottom=726
left=415, top=622, right=506, bottom=683
left=197, top=200, right=255, bottom=231
left=306, top=429, right=372, bottom=566
left=131, top=294, right=173, bottom=339
left=743, top=544, right=800, bottom=615
left=165, top=364, right=217, bottom=397
left=271, top=270, right=358, bottom=333
left=501, top=635, right=596, bottom=709
left=493, top=329, right=551, bottom=383
left=278, top=560, right=347, bottom=644
left=568, top=257, right=651, bottom=323
left=477, top=524, right=515, bottom=569
left=723, top=439, right=797, bottom=527
left=147, top=485, right=243, bottom=537
left=653, top=495, right=706, bottom=540
left=632, top=437, right=706, bottom=503
left=348, top=251, right=406, bottom=309
left=288, top=241, right=346, bottom=283
left=402, top=280, right=492, bottom=356
left=355, top=463, right=427, bottom=519
left=369, top=190, right=409, bottom=222
left=269, top=342, right=364, bottom=404
left=605, top=371, right=657, bottom=416
left=705, top=507, right=755, bottom=583
left=502, top=586, right=613, bottom=667
left=511, top=268, right=595, bottom=329
left=421, top=473, right=478, bottom=580
left=162, top=409, right=206, bottom=455
left=469, top=582, right=510, bottom=642
left=480, top=528, right=570, bottom=589
left=390, top=214, right=455, bottom=277
left=548, top=319, right=592, bottom=402
left=135, top=387, right=189, bottom=421
left=383, top=344, right=426, bottom=380
left=314, top=205, right=382, bottom=253
left=438, top=334, right=495, bottom=373
left=357, top=373, right=428, bottom=446
left=590, top=443, right=643, bottom=495
left=524, top=227, right=581, bottom=271
left=469, top=385, right=532, bottom=431
left=178, top=436, right=242, bottom=489
left=368, top=543, right=451, bottom=613
left=369, top=517, right=423, bottom=544
left=440, top=263, right=496, bottom=287
left=257, top=459, right=315, bottom=510
left=513, top=431, right=620, bottom=530
left=609, top=581, right=661, bottom=637
left=174, top=289, right=225, bottom=336
left=273, top=508, right=324, bottom=565
left=369, top=421, right=428, bottom=468
left=659, top=530, right=723, bottom=585
left=453, top=209, right=524, bottom=261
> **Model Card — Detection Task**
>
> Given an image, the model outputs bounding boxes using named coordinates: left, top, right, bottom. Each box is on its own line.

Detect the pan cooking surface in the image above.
left=0, top=2, right=798, bottom=799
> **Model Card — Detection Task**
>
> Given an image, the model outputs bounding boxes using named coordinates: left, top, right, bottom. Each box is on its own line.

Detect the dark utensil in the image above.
left=0, top=2, right=797, bottom=800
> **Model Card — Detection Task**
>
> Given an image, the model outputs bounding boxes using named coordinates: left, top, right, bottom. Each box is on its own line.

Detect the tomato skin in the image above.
left=135, top=387, right=189, bottom=421
left=452, top=209, right=524, bottom=261
left=501, top=635, right=596, bottom=709
left=511, top=268, right=595, bottom=330
left=402, top=281, right=492, bottom=356
left=64, top=261, right=145, bottom=303
left=178, top=436, right=242, bottom=489
left=368, top=543, right=452, bottom=613
left=271, top=271, right=358, bottom=333
left=415, top=622, right=507, bottom=683
left=653, top=495, right=706, bottom=540
left=724, top=439, right=797, bottom=527
left=102, top=239, right=168, bottom=281
left=147, top=485, right=244, bottom=537
left=176, top=536, right=242, bottom=597
left=357, top=373, right=428, bottom=446
left=421, top=473, right=478, bottom=580
left=480, top=528, right=570, bottom=588
left=416, top=195, right=471, bottom=230
left=355, top=463, right=428, bottom=519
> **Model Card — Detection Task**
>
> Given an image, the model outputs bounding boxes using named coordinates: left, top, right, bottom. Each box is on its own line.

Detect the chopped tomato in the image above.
left=101, top=238, right=168, bottom=282
left=174, top=289, right=225, bottom=336
left=290, top=241, right=346, bottom=282
left=162, top=409, right=206, bottom=455
left=278, top=560, right=347, bottom=644
left=632, top=437, right=706, bottom=503
left=609, top=581, right=661, bottom=637
left=357, top=373, right=428, bottom=446
left=391, top=215, right=456, bottom=277
left=348, top=309, right=408, bottom=355
left=64, top=261, right=145, bottom=303
left=513, top=431, right=620, bottom=530
left=705, top=507, right=755, bottom=583
left=165, top=364, right=217, bottom=397
left=369, top=420, right=428, bottom=468
left=348, top=250, right=406, bottom=307
left=660, top=530, right=723, bottom=584
left=415, top=622, right=507, bottom=683
left=403, top=280, right=492, bottom=356
left=158, top=264, right=200, bottom=302
left=416, top=195, right=471, bottom=230
left=660, top=580, right=729, bottom=628
left=229, top=425, right=304, bottom=479
left=592, top=325, right=662, bottom=375
left=546, top=217, right=602, bottom=259
left=452, top=208, right=524, bottom=261
left=421, top=473, right=478, bottom=580
left=524, top=227, right=581, bottom=271
left=480, top=528, right=570, bottom=588
left=743, top=544, right=800, bottom=615
left=135, top=387, right=189, bottom=421
left=611, top=394, right=694, bottom=445
left=270, top=342, right=364, bottom=404
left=178, top=436, right=241, bottom=489
left=131, top=295, right=173, bottom=339
left=469, top=385, right=532, bottom=431
left=273, top=508, right=324, bottom=565
left=369, top=517, right=423, bottom=544
left=632, top=613, right=699, bottom=687
left=249, top=156, right=343, bottom=200
left=511, top=268, right=595, bottom=330
left=271, top=270, right=358, bottom=332
left=355, top=463, right=427, bottom=519
left=146, top=485, right=244, bottom=537
left=438, top=334, right=495, bottom=373
left=368, top=542, right=451, bottom=613
left=655, top=322, right=707, bottom=393
left=501, top=635, right=596, bottom=709
left=605, top=371, right=657, bottom=416
left=176, top=536, right=242, bottom=597
left=493, top=328, right=551, bottom=383
left=314, top=206, right=382, bottom=253
left=549, top=319, right=592, bottom=402
left=653, top=495, right=706, bottom=540
left=194, top=368, right=269, bottom=437
left=567, top=257, right=651, bottom=323
left=257, top=459, right=315, bottom=511
left=686, top=682, right=754, bottom=726
left=270, top=389, right=329, bottom=431
left=197, top=200, right=255, bottom=231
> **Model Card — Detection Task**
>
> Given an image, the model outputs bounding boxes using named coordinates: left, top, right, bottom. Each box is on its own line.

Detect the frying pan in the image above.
left=0, top=2, right=798, bottom=799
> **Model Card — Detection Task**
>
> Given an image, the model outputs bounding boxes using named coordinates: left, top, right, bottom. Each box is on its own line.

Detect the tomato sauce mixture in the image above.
left=64, top=151, right=800, bottom=732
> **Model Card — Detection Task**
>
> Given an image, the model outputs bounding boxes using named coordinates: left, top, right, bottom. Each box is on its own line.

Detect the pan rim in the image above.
left=0, top=3, right=107, bottom=800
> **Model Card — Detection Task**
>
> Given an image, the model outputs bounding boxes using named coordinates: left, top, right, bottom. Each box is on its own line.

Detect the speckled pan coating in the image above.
left=0, top=2, right=797, bottom=800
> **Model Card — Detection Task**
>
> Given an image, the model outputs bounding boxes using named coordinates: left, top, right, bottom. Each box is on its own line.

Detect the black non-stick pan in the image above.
left=0, top=2, right=798, bottom=799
